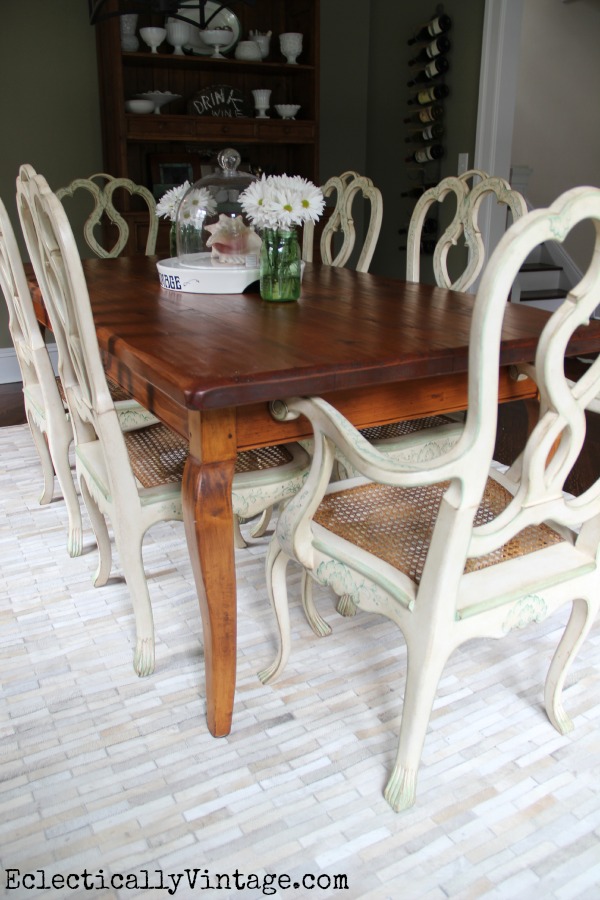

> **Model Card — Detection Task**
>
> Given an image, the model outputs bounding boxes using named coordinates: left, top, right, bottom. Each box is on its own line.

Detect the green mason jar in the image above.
left=259, top=228, right=301, bottom=301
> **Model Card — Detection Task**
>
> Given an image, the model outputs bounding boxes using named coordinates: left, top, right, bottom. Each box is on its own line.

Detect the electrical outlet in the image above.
left=458, top=153, right=469, bottom=175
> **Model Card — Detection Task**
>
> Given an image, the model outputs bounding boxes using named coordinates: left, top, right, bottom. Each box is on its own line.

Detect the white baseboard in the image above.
left=0, top=344, right=59, bottom=384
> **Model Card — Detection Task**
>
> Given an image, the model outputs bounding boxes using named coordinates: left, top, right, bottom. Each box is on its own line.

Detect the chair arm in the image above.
left=270, top=396, right=467, bottom=489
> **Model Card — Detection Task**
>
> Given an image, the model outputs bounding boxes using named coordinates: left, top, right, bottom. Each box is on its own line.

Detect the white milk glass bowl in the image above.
left=201, top=29, right=232, bottom=58
left=275, top=104, right=301, bottom=120
left=139, top=26, right=167, bottom=53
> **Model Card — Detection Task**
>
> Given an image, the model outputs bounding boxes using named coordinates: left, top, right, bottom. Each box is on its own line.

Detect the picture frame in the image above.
left=149, top=153, right=203, bottom=200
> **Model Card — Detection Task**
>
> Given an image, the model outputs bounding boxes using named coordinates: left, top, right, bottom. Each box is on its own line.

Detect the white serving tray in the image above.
left=157, top=254, right=260, bottom=294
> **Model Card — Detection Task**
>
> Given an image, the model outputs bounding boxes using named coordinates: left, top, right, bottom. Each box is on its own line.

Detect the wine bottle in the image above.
left=405, top=122, right=444, bottom=144
left=403, top=104, right=444, bottom=125
left=407, top=14, right=452, bottom=45
left=408, top=35, right=451, bottom=66
left=405, top=144, right=444, bottom=164
left=407, top=57, right=450, bottom=86
left=407, top=84, right=450, bottom=106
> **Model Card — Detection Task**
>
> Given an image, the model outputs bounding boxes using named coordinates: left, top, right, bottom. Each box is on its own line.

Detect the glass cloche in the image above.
left=175, top=148, right=260, bottom=268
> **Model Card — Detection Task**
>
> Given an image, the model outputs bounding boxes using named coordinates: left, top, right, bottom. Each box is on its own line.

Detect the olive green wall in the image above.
left=0, top=0, right=103, bottom=351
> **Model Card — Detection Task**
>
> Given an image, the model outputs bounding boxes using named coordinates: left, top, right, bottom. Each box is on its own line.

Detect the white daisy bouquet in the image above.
left=156, top=181, right=190, bottom=222
left=156, top=182, right=217, bottom=222
left=238, top=174, right=325, bottom=231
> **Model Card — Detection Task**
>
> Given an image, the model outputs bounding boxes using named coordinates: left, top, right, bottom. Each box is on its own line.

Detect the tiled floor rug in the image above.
left=1, top=423, right=600, bottom=900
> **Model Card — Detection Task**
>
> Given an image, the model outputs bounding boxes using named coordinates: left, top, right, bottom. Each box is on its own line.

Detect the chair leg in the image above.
left=258, top=540, right=292, bottom=684
left=80, top=478, right=112, bottom=588
left=545, top=596, right=594, bottom=735
left=114, top=533, right=156, bottom=677
left=301, top=570, right=332, bottom=636
left=250, top=505, right=273, bottom=538
left=233, top=515, right=247, bottom=549
left=49, top=428, right=83, bottom=558
left=28, top=414, right=84, bottom=558
left=384, top=638, right=449, bottom=812
left=27, top=416, right=55, bottom=507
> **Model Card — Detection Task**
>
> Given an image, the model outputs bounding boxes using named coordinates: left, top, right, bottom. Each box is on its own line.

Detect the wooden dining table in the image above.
left=31, top=254, right=600, bottom=738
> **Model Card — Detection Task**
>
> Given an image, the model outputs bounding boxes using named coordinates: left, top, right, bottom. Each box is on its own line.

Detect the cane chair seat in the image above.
left=122, top=424, right=298, bottom=490
left=314, top=477, right=564, bottom=580
left=260, top=186, right=600, bottom=813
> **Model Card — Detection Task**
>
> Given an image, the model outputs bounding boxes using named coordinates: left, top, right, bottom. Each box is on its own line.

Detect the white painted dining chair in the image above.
left=349, top=172, right=530, bottom=470
left=1, top=176, right=159, bottom=560
left=22, top=165, right=161, bottom=438
left=406, top=170, right=528, bottom=291
left=259, top=186, right=600, bottom=812
left=17, top=167, right=310, bottom=678
left=302, top=170, right=383, bottom=274
left=0, top=195, right=83, bottom=557
left=56, top=172, right=158, bottom=258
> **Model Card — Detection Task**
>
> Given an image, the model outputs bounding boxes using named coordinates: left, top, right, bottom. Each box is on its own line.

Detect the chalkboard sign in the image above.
left=188, top=85, right=248, bottom=118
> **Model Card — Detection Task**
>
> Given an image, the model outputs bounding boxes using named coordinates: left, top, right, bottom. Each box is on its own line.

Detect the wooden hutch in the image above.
left=93, top=0, right=320, bottom=254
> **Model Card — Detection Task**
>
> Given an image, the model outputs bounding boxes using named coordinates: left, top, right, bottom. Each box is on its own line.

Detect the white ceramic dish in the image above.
left=235, top=40, right=262, bottom=61
left=136, top=90, right=182, bottom=113
left=125, top=99, right=155, bottom=114
left=157, top=255, right=305, bottom=294
left=157, top=255, right=259, bottom=294
left=275, top=104, right=301, bottom=120
left=179, top=2, right=240, bottom=56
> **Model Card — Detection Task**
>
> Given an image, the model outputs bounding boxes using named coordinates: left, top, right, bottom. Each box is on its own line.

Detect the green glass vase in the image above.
left=259, top=228, right=301, bottom=301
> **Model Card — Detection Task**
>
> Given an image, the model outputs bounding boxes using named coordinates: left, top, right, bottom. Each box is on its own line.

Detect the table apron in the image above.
left=103, top=365, right=534, bottom=450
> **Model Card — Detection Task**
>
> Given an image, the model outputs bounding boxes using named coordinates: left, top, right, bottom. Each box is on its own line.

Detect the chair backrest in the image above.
left=0, top=192, right=71, bottom=436
left=16, top=167, right=140, bottom=502
left=406, top=171, right=528, bottom=291
left=56, top=173, right=158, bottom=258
left=451, top=186, right=600, bottom=567
left=302, top=170, right=383, bottom=273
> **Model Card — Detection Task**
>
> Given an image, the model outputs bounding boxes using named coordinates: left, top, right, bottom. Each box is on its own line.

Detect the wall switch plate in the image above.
left=458, top=153, right=469, bottom=175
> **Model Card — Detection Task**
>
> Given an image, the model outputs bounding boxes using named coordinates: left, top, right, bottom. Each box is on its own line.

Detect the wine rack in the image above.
left=399, top=5, right=452, bottom=256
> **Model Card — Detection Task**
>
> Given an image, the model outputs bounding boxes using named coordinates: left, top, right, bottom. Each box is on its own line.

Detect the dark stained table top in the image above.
left=72, top=255, right=600, bottom=414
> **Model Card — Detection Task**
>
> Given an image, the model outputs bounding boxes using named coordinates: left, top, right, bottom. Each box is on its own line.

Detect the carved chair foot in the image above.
left=384, top=764, right=417, bottom=812
left=134, top=637, right=155, bottom=677
left=336, top=594, right=358, bottom=617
